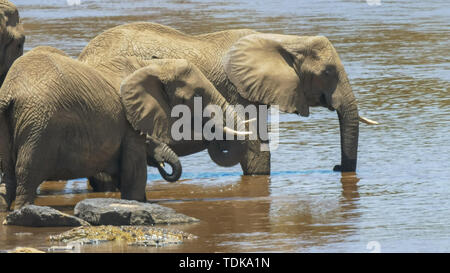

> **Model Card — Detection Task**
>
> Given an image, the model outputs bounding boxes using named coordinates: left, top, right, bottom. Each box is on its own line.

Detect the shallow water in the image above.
left=0, top=0, right=449, bottom=252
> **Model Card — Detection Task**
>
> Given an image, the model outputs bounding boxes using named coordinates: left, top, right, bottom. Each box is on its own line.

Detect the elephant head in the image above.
left=120, top=59, right=252, bottom=169
left=0, top=0, right=24, bottom=86
left=223, top=34, right=361, bottom=172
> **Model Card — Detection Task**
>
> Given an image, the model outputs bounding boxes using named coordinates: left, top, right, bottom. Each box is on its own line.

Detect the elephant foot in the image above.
left=14, top=194, right=35, bottom=211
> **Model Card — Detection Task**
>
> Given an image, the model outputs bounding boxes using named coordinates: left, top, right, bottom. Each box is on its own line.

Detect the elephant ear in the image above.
left=223, top=34, right=309, bottom=117
left=120, top=59, right=196, bottom=143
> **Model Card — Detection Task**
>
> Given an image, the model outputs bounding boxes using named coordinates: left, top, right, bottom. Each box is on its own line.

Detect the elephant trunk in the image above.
left=206, top=92, right=249, bottom=167
left=147, top=138, right=182, bottom=182
left=156, top=143, right=182, bottom=182
left=333, top=79, right=359, bottom=172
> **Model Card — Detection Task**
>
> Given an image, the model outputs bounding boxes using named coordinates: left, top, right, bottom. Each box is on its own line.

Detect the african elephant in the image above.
left=0, top=0, right=24, bottom=86
left=0, top=46, right=250, bottom=211
left=79, top=22, right=377, bottom=175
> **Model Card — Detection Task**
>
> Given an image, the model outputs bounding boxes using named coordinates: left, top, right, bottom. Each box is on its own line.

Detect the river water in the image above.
left=0, top=0, right=449, bottom=253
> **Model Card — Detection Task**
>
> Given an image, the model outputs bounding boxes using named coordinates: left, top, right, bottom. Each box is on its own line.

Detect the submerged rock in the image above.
left=3, top=205, right=90, bottom=227
left=74, top=198, right=199, bottom=226
left=8, top=247, right=45, bottom=253
left=49, top=225, right=197, bottom=247
left=47, top=245, right=78, bottom=252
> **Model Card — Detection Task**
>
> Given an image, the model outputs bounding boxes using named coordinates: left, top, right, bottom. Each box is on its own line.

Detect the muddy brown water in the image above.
left=0, top=0, right=449, bottom=252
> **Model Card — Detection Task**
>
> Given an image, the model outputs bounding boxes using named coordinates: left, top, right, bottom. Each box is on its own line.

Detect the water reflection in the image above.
left=340, top=172, right=360, bottom=200
left=5, top=173, right=362, bottom=252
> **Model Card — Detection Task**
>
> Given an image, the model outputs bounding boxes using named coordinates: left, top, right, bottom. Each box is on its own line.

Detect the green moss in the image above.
left=49, top=225, right=196, bottom=247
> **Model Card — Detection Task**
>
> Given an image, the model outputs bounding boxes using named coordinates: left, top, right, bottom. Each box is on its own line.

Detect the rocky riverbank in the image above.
left=2, top=198, right=199, bottom=252
left=74, top=198, right=199, bottom=225
left=4, top=198, right=199, bottom=227
left=3, top=205, right=90, bottom=227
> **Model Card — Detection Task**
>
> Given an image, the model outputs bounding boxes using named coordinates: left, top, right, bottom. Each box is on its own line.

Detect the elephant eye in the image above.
left=324, top=66, right=336, bottom=77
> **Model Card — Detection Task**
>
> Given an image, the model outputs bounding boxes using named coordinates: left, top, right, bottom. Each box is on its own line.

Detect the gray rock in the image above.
left=74, top=198, right=199, bottom=226
left=3, top=205, right=90, bottom=227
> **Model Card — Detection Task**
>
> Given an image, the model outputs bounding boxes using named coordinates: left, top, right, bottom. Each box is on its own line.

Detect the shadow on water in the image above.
left=35, top=169, right=334, bottom=205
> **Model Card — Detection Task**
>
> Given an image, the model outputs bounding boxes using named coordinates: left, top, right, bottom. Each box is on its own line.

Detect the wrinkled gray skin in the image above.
left=0, top=0, right=24, bottom=86
left=79, top=22, right=360, bottom=174
left=90, top=135, right=182, bottom=191
left=0, top=47, right=243, bottom=211
left=89, top=135, right=181, bottom=192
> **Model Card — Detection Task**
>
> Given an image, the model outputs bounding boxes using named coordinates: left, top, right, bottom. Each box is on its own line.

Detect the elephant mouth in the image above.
left=320, top=93, right=335, bottom=111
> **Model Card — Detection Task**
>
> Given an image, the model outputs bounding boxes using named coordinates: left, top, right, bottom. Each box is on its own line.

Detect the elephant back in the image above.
left=3, top=47, right=123, bottom=118
left=78, top=22, right=257, bottom=104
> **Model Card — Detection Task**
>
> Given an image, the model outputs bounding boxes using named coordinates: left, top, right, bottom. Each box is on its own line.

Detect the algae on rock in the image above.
left=49, top=225, right=197, bottom=247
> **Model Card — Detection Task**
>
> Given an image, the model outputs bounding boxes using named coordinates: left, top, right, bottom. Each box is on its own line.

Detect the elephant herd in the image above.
left=0, top=1, right=377, bottom=211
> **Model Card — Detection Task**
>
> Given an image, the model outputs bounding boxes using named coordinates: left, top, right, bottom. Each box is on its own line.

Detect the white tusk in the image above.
left=240, top=118, right=257, bottom=124
left=359, top=116, right=379, bottom=125
left=159, top=162, right=165, bottom=168
left=223, top=127, right=253, bottom=136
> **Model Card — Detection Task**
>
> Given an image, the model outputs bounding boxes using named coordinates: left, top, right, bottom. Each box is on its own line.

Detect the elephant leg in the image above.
left=88, top=172, right=118, bottom=192
left=240, top=139, right=271, bottom=175
left=0, top=173, right=16, bottom=211
left=13, top=144, right=44, bottom=210
left=14, top=170, right=40, bottom=210
left=0, top=112, right=15, bottom=211
left=119, top=133, right=147, bottom=202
